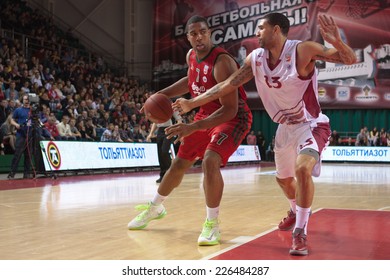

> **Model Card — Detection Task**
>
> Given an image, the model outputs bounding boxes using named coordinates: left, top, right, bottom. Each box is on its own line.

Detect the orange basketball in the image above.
left=143, top=94, right=173, bottom=124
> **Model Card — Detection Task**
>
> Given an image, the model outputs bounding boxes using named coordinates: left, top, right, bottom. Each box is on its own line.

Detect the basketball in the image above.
left=143, top=94, right=173, bottom=123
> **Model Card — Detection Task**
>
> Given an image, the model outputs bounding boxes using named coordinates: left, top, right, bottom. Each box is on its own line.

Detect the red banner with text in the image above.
left=153, top=0, right=390, bottom=109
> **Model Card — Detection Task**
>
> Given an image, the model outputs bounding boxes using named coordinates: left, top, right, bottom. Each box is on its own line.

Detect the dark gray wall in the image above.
left=28, top=0, right=154, bottom=80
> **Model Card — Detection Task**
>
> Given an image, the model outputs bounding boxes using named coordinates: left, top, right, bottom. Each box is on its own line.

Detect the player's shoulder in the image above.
left=296, top=40, right=324, bottom=56
left=214, top=51, right=237, bottom=69
left=296, top=40, right=321, bottom=50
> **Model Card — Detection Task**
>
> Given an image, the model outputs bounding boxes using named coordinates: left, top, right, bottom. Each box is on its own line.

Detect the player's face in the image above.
left=255, top=19, right=274, bottom=49
left=186, top=22, right=212, bottom=55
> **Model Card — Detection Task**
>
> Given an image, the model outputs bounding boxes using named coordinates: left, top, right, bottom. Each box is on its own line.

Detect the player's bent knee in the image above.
left=276, top=176, right=294, bottom=188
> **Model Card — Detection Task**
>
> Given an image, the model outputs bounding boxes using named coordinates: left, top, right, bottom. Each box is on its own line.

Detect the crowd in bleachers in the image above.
left=0, top=0, right=197, bottom=155
left=328, top=127, right=390, bottom=147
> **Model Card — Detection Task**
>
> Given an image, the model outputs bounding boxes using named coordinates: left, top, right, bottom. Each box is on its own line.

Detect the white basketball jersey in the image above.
left=250, top=40, right=327, bottom=125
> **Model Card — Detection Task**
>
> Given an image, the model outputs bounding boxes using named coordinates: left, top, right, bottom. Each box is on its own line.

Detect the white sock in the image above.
left=151, top=192, right=167, bottom=206
left=288, top=198, right=297, bottom=213
left=295, top=206, right=311, bottom=234
left=206, top=206, right=219, bottom=220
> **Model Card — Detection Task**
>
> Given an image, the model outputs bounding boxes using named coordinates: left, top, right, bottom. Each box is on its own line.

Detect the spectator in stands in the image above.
left=119, top=122, right=133, bottom=142
left=0, top=80, right=6, bottom=101
left=30, top=70, right=43, bottom=88
left=129, top=113, right=138, bottom=128
left=7, top=99, right=17, bottom=114
left=48, top=93, right=62, bottom=117
left=38, top=104, right=50, bottom=124
left=42, top=67, right=54, bottom=81
left=69, top=117, right=81, bottom=140
left=0, top=44, right=10, bottom=61
left=363, top=126, right=370, bottom=142
left=101, top=123, right=115, bottom=142
left=5, top=81, right=19, bottom=101
left=20, top=81, right=31, bottom=94
left=132, top=124, right=145, bottom=143
left=387, top=133, right=390, bottom=147
left=19, top=69, right=31, bottom=88
left=97, top=111, right=111, bottom=130
left=380, top=128, right=387, bottom=146
left=44, top=78, right=54, bottom=91
left=330, top=130, right=340, bottom=146
left=369, top=127, right=379, bottom=146
left=39, top=91, right=50, bottom=108
left=88, top=109, right=99, bottom=127
left=100, top=82, right=110, bottom=100
left=0, top=99, right=9, bottom=126
left=63, top=80, right=77, bottom=96
left=108, top=96, right=120, bottom=112
left=112, top=124, right=123, bottom=142
left=57, top=115, right=76, bottom=140
left=345, top=137, right=354, bottom=146
left=76, top=120, right=93, bottom=141
left=44, top=115, right=62, bottom=140
left=112, top=104, right=124, bottom=121
left=61, top=97, right=74, bottom=117
left=122, top=101, right=134, bottom=118
left=356, top=128, right=368, bottom=146
left=0, top=114, right=16, bottom=154
left=139, top=124, right=149, bottom=139
left=137, top=114, right=149, bottom=131
left=85, top=118, right=97, bottom=141
left=246, top=130, right=257, bottom=145
left=96, top=103, right=106, bottom=119
left=78, top=110, right=89, bottom=124
left=77, top=99, right=89, bottom=115
left=86, top=99, right=97, bottom=111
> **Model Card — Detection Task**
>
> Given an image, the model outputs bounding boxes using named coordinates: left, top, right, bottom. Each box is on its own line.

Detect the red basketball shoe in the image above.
left=278, top=209, right=296, bottom=231
left=289, top=228, right=308, bottom=256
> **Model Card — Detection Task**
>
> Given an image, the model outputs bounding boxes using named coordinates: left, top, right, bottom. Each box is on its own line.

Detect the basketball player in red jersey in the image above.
left=170, top=13, right=356, bottom=255
left=128, top=15, right=252, bottom=246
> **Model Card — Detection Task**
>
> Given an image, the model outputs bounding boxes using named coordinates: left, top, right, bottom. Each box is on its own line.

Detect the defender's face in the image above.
left=255, top=19, right=274, bottom=48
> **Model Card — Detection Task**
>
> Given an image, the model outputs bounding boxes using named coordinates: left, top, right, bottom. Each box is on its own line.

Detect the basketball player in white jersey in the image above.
left=168, top=13, right=356, bottom=255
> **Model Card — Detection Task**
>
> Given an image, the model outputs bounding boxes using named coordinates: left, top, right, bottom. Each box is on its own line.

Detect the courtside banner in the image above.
left=322, top=146, right=390, bottom=162
left=40, top=141, right=159, bottom=171
left=227, top=145, right=261, bottom=162
left=153, top=0, right=390, bottom=109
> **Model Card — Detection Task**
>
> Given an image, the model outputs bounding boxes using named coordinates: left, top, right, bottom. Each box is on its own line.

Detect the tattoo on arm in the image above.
left=206, top=85, right=220, bottom=98
left=338, top=48, right=357, bottom=64
left=317, top=44, right=356, bottom=65
left=230, top=65, right=252, bottom=87
left=314, top=55, right=343, bottom=64
left=316, top=45, right=343, bottom=63
left=203, top=64, right=252, bottom=102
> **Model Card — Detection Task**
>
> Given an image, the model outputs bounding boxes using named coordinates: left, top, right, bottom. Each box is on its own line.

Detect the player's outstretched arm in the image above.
left=314, top=14, right=357, bottom=65
left=172, top=56, right=253, bottom=114
left=157, top=76, right=189, bottom=98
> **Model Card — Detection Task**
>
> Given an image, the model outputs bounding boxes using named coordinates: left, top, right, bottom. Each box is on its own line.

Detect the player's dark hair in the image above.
left=185, top=15, right=209, bottom=33
left=263, top=12, right=290, bottom=36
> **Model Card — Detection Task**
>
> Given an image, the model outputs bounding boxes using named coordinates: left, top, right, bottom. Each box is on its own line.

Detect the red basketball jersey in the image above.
left=187, top=46, right=251, bottom=121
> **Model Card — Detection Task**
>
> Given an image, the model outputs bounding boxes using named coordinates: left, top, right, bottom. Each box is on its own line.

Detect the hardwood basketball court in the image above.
left=0, top=162, right=389, bottom=260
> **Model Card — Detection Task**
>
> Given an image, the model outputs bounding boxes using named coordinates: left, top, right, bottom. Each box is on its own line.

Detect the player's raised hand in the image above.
left=172, top=98, right=192, bottom=115
left=318, top=14, right=342, bottom=45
